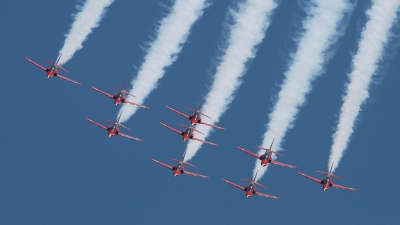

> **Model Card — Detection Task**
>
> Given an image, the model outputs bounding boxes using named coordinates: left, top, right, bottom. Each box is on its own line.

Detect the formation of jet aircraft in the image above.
left=25, top=54, right=358, bottom=201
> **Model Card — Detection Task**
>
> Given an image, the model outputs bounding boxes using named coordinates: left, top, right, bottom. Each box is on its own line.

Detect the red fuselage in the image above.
left=321, top=177, right=333, bottom=191
left=107, top=126, right=119, bottom=137
left=173, top=169, right=181, bottom=176
left=172, top=163, right=183, bottom=176
left=244, top=185, right=256, bottom=198
left=113, top=93, right=125, bottom=105
left=188, top=114, right=201, bottom=126
left=259, top=153, right=272, bottom=167
left=181, top=130, right=194, bottom=141
left=45, top=67, right=57, bottom=78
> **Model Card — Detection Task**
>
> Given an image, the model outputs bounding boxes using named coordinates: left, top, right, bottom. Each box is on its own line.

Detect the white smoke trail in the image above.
left=329, top=0, right=400, bottom=172
left=58, top=0, right=115, bottom=65
left=184, top=0, right=278, bottom=161
left=253, top=0, right=351, bottom=181
left=118, top=0, right=207, bottom=122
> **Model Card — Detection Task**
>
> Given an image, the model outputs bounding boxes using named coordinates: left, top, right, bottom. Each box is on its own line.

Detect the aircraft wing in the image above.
left=200, top=121, right=225, bottom=130
left=255, top=192, right=281, bottom=200
left=192, top=137, right=217, bottom=146
left=86, top=118, right=107, bottom=130
left=56, top=74, right=81, bottom=85
left=124, top=100, right=150, bottom=109
left=237, top=147, right=260, bottom=159
left=25, top=57, right=46, bottom=71
left=332, top=184, right=357, bottom=191
left=159, top=122, right=182, bottom=135
left=222, top=179, right=245, bottom=190
left=91, top=86, right=113, bottom=98
left=183, top=171, right=209, bottom=179
left=150, top=158, right=173, bottom=170
left=298, top=172, right=321, bottom=183
left=271, top=160, right=297, bottom=169
left=166, top=106, right=189, bottom=119
left=117, top=132, right=143, bottom=142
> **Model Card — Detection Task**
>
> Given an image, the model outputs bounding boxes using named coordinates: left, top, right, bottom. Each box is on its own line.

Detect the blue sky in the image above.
left=1, top=0, right=399, bottom=224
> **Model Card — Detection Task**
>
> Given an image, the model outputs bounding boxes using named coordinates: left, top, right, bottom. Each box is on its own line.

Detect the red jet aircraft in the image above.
left=238, top=139, right=296, bottom=168
left=25, top=54, right=81, bottom=85
left=222, top=171, right=280, bottom=199
left=91, top=79, right=149, bottom=108
left=151, top=149, right=208, bottom=178
left=159, top=122, right=217, bottom=146
left=86, top=112, right=143, bottom=142
left=166, top=101, right=225, bottom=130
left=298, top=164, right=357, bottom=191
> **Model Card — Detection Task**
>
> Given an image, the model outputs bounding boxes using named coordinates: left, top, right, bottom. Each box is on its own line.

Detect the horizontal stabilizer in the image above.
left=122, top=90, right=135, bottom=98
left=256, top=146, right=283, bottom=157
left=110, top=87, right=122, bottom=92
left=104, top=119, right=116, bottom=124
left=316, top=171, right=343, bottom=180
left=178, top=124, right=204, bottom=134
left=169, top=158, right=196, bottom=167
left=57, top=65, right=69, bottom=73
left=118, top=123, right=130, bottom=131
left=178, top=124, right=189, bottom=129
left=45, top=60, right=70, bottom=73
left=240, top=178, right=266, bottom=188
left=44, top=60, right=54, bottom=65
left=104, top=119, right=130, bottom=130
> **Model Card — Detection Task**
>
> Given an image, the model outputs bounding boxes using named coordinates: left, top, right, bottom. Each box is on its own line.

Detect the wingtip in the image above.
left=150, top=158, right=157, bottom=162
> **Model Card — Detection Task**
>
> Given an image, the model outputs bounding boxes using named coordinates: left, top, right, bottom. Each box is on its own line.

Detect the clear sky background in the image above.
left=1, top=0, right=399, bottom=224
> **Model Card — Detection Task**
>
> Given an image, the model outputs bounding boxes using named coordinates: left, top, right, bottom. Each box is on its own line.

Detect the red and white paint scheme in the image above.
left=166, top=101, right=225, bottom=130
left=159, top=122, right=217, bottom=146
left=91, top=79, right=149, bottom=108
left=298, top=164, right=357, bottom=192
left=25, top=54, right=81, bottom=85
left=222, top=171, right=280, bottom=200
left=151, top=149, right=208, bottom=178
left=86, top=112, right=143, bottom=142
left=238, top=139, right=296, bottom=169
